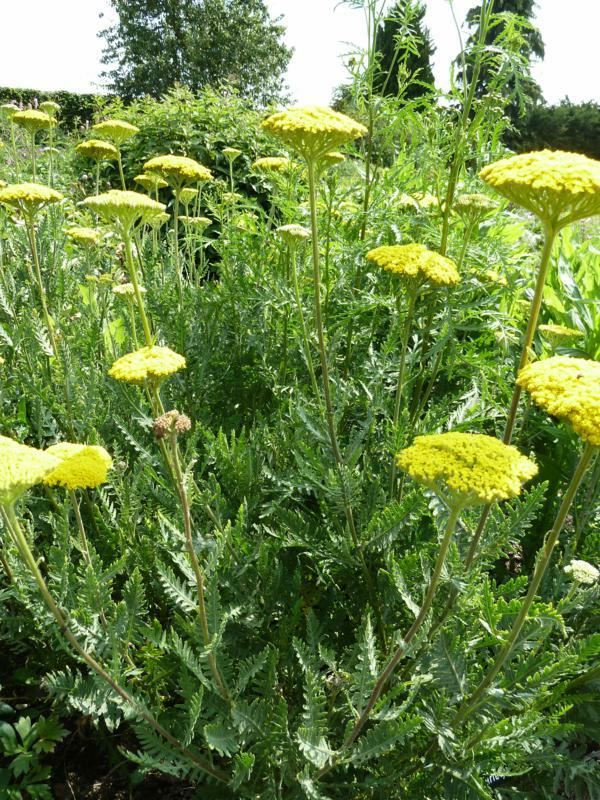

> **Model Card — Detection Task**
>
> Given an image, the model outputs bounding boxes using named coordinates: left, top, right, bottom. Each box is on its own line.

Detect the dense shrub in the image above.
left=0, top=87, right=108, bottom=129
left=507, top=99, right=600, bottom=159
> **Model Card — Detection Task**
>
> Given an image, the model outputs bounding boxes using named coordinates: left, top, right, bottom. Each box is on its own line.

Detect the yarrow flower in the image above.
left=320, top=151, right=345, bottom=168
left=222, top=147, right=242, bottom=163
left=538, top=324, right=583, bottom=344
left=261, top=106, right=366, bottom=160
left=564, top=559, right=599, bottom=585
left=39, top=100, right=61, bottom=117
left=0, top=435, right=60, bottom=506
left=177, top=187, right=198, bottom=206
left=178, top=215, right=211, bottom=230
left=112, top=282, right=146, bottom=297
left=454, top=193, right=497, bottom=224
left=144, top=155, right=213, bottom=186
left=517, top=356, right=600, bottom=445
left=152, top=409, right=192, bottom=439
left=397, top=192, right=438, bottom=211
left=76, top=139, right=119, bottom=162
left=92, top=119, right=139, bottom=145
left=108, top=346, right=186, bottom=384
left=251, top=156, right=292, bottom=173
left=43, top=443, right=112, bottom=490
left=1, top=103, right=19, bottom=120
left=396, top=432, right=538, bottom=508
left=277, top=224, right=311, bottom=246
left=81, top=190, right=166, bottom=231
left=12, top=110, right=56, bottom=134
left=0, top=182, right=63, bottom=216
left=134, top=173, right=168, bottom=192
left=65, top=226, right=101, bottom=246
left=367, top=243, right=460, bottom=287
left=480, top=150, right=600, bottom=229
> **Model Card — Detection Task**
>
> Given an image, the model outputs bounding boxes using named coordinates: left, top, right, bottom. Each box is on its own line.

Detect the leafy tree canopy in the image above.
left=99, top=0, right=292, bottom=105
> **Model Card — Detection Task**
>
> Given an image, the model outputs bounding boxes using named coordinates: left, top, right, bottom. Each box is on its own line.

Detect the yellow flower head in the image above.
left=0, top=182, right=63, bottom=216
left=43, top=443, right=112, bottom=490
left=320, top=151, right=345, bottom=168
left=144, top=155, right=213, bottom=186
left=367, top=243, right=459, bottom=287
left=65, top=226, right=101, bottom=246
left=177, top=187, right=198, bottom=206
left=262, top=106, right=366, bottom=160
left=223, top=147, right=242, bottom=163
left=146, top=211, right=171, bottom=228
left=564, top=559, right=599, bottom=585
left=538, top=323, right=583, bottom=345
left=178, top=215, right=211, bottom=230
left=92, top=119, right=139, bottom=145
left=397, top=192, right=438, bottom=211
left=112, top=282, right=146, bottom=297
left=251, top=156, right=292, bottom=173
left=454, top=193, right=497, bottom=224
left=396, top=432, right=538, bottom=507
left=108, top=346, right=186, bottom=384
left=39, top=100, right=61, bottom=116
left=1, top=104, right=19, bottom=120
left=277, top=223, right=311, bottom=246
left=76, top=139, right=119, bottom=162
left=134, top=173, right=168, bottom=192
left=517, top=356, right=600, bottom=445
left=12, top=109, right=56, bottom=134
left=0, top=435, right=60, bottom=506
left=480, top=150, right=600, bottom=229
left=81, top=190, right=166, bottom=231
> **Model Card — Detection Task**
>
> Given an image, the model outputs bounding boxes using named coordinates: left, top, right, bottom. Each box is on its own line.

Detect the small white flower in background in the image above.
left=564, top=559, right=599, bottom=585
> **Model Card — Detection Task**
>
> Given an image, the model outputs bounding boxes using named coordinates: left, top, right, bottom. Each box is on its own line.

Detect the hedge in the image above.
left=0, top=87, right=111, bottom=129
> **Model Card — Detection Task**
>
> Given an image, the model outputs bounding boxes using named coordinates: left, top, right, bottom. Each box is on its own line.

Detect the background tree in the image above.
left=461, top=0, right=544, bottom=121
left=373, top=0, right=435, bottom=100
left=506, top=100, right=600, bottom=160
left=99, top=0, right=292, bottom=105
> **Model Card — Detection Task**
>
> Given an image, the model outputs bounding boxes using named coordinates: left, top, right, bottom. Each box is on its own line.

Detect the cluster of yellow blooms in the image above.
left=0, top=435, right=111, bottom=506
left=76, top=139, right=119, bottom=162
left=396, top=432, right=538, bottom=507
left=277, top=224, right=311, bottom=246
left=0, top=182, right=63, bottom=215
left=538, top=323, right=582, bottom=343
left=453, top=193, right=497, bottom=224
left=82, top=190, right=166, bottom=231
left=64, top=227, right=101, bottom=247
left=480, top=149, right=600, bottom=229
left=134, top=173, right=168, bottom=192
left=108, top=345, right=186, bottom=384
left=91, top=119, right=139, bottom=145
left=564, top=559, right=599, bottom=585
left=517, top=356, right=600, bottom=445
left=251, top=156, right=292, bottom=173
left=144, top=155, right=213, bottom=185
left=262, top=106, right=367, bottom=160
left=367, top=243, right=460, bottom=287
left=12, top=110, right=56, bottom=134
left=178, top=215, right=211, bottom=229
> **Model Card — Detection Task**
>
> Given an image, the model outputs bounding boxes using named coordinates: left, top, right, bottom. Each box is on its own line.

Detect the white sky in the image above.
left=0, top=0, right=597, bottom=105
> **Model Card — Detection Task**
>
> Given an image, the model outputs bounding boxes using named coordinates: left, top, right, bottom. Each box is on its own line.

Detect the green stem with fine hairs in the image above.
left=122, top=227, right=153, bottom=347
left=117, top=150, right=126, bottom=190
left=1, top=504, right=228, bottom=783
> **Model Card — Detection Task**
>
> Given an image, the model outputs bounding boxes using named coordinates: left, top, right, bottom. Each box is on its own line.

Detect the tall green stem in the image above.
left=30, top=132, right=37, bottom=181
left=122, top=228, right=153, bottom=347
left=453, top=443, right=596, bottom=727
left=117, top=150, right=126, bottom=190
left=464, top=223, right=557, bottom=567
left=26, top=216, right=59, bottom=359
left=2, top=504, right=228, bottom=783
left=10, top=122, right=19, bottom=179
left=389, top=287, right=417, bottom=496
left=290, top=246, right=320, bottom=401
left=317, top=504, right=462, bottom=778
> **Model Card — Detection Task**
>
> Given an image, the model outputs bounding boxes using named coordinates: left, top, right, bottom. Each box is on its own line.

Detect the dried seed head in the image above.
left=152, top=409, right=191, bottom=439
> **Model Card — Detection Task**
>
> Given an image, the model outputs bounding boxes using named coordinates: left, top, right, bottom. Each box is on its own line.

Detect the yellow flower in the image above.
left=81, top=190, right=166, bottom=231
left=251, top=156, right=292, bottom=173
left=134, top=173, right=168, bottom=192
left=481, top=269, right=508, bottom=287
left=480, top=150, right=600, bottom=229
left=320, top=151, right=345, bottom=168
left=396, top=432, right=537, bottom=507
left=92, top=119, right=139, bottom=145
left=64, top=226, right=101, bottom=246
left=1, top=104, right=19, bottom=120
left=517, top=356, right=600, bottom=445
left=454, top=193, right=497, bottom=224
left=43, top=443, right=112, bottom=490
left=178, top=215, right=211, bottom=230
left=538, top=323, right=583, bottom=344
left=39, top=101, right=61, bottom=117
left=367, top=243, right=460, bottom=287
left=0, top=182, right=63, bottom=216
left=397, top=192, right=438, bottom=211
left=112, top=282, right=146, bottom=296
left=144, top=155, right=213, bottom=186
left=223, top=147, right=242, bottom=163
left=261, top=106, right=366, bottom=160
left=277, top=224, right=310, bottom=246
left=12, top=110, right=56, bottom=134
left=0, top=435, right=60, bottom=506
left=108, top=346, right=186, bottom=384
left=177, top=187, right=198, bottom=206
left=76, top=139, right=119, bottom=162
